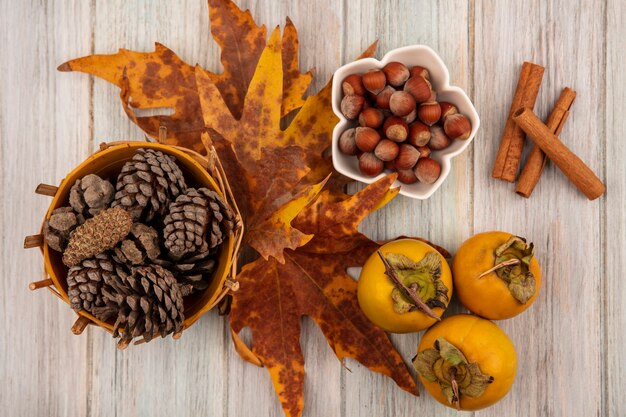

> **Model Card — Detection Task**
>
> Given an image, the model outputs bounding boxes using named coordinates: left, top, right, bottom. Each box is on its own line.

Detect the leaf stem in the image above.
left=477, top=258, right=521, bottom=278
left=377, top=251, right=440, bottom=321
left=449, top=367, right=460, bottom=410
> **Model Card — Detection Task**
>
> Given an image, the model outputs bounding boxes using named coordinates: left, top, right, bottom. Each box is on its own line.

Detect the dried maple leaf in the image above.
left=58, top=0, right=311, bottom=152
left=195, top=29, right=377, bottom=261
left=230, top=175, right=420, bottom=417
left=196, top=29, right=316, bottom=261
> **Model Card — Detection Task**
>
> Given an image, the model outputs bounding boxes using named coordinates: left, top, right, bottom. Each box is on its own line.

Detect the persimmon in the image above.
left=452, top=231, right=541, bottom=320
left=357, top=239, right=452, bottom=333
left=413, top=314, right=517, bottom=410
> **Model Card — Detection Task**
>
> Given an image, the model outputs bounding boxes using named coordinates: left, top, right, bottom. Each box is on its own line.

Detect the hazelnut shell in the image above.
left=443, top=113, right=472, bottom=140
left=362, top=69, right=386, bottom=95
left=417, top=101, right=442, bottom=126
left=358, top=107, right=384, bottom=129
left=383, top=116, right=409, bottom=142
left=355, top=127, right=381, bottom=152
left=382, top=62, right=410, bottom=87
left=342, top=74, right=366, bottom=96
left=397, top=168, right=418, bottom=184
left=359, top=152, right=384, bottom=176
left=408, top=121, right=431, bottom=147
left=404, top=76, right=432, bottom=102
left=375, top=86, right=395, bottom=109
left=414, top=157, right=441, bottom=184
left=340, top=94, right=365, bottom=120
left=374, top=139, right=400, bottom=162
left=338, top=128, right=358, bottom=155
left=389, top=91, right=416, bottom=117
left=428, top=125, right=451, bottom=150
left=395, top=144, right=420, bottom=170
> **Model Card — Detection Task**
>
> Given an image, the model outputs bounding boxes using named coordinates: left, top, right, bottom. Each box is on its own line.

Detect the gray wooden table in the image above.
left=1, top=1, right=624, bottom=416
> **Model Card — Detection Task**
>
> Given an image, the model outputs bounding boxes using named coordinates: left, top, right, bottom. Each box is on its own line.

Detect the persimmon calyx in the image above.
left=380, top=251, right=448, bottom=316
left=492, top=236, right=536, bottom=304
left=413, top=337, right=494, bottom=407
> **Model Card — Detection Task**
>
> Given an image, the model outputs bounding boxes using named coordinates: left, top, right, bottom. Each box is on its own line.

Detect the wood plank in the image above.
left=472, top=1, right=605, bottom=416
left=0, top=1, right=93, bottom=416
left=343, top=0, right=472, bottom=415
left=605, top=1, right=625, bottom=415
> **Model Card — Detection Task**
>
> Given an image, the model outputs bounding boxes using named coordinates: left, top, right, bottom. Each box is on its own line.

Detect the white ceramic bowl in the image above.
left=331, top=45, right=480, bottom=199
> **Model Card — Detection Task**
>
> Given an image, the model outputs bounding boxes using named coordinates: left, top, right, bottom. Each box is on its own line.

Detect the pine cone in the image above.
left=112, top=148, right=187, bottom=222
left=155, top=250, right=217, bottom=293
left=67, top=252, right=130, bottom=313
left=63, top=207, right=133, bottom=267
left=96, top=264, right=186, bottom=344
left=42, top=207, right=84, bottom=252
left=163, top=188, right=234, bottom=261
left=69, top=174, right=115, bottom=217
left=113, top=223, right=160, bottom=265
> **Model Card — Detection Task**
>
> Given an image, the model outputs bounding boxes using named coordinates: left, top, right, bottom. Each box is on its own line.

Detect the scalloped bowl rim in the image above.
left=331, top=45, right=480, bottom=199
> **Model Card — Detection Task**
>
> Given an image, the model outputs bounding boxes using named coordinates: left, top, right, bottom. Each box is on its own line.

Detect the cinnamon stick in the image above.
left=515, top=88, right=577, bottom=197
left=493, top=62, right=545, bottom=182
left=512, top=107, right=605, bottom=200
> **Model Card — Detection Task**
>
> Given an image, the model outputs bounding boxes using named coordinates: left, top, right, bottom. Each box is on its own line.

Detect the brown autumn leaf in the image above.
left=230, top=175, right=421, bottom=417
left=196, top=28, right=318, bottom=261
left=196, top=28, right=378, bottom=261
left=58, top=0, right=311, bottom=152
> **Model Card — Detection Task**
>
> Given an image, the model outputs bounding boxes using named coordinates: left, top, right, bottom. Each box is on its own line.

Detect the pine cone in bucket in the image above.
left=163, top=188, right=234, bottom=260
left=113, top=223, right=160, bottom=265
left=155, top=250, right=217, bottom=293
left=67, top=252, right=131, bottom=313
left=69, top=174, right=115, bottom=217
left=162, top=187, right=234, bottom=293
left=42, top=207, right=84, bottom=252
left=93, top=264, right=186, bottom=345
left=62, top=207, right=133, bottom=267
left=112, top=148, right=187, bottom=222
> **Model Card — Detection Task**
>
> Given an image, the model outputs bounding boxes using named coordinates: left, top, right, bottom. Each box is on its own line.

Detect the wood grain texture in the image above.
left=0, top=0, right=624, bottom=416
left=0, top=1, right=92, bottom=417
left=605, top=1, right=625, bottom=416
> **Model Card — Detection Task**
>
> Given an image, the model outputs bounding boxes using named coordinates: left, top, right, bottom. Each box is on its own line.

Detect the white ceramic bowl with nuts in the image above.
left=331, top=45, right=480, bottom=199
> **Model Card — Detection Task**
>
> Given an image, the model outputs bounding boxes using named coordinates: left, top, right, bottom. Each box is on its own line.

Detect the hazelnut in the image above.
left=416, top=145, right=431, bottom=159
left=389, top=91, right=416, bottom=117
left=342, top=74, right=366, bottom=96
left=362, top=69, right=386, bottom=94
left=408, top=121, right=431, bottom=147
left=404, top=76, right=432, bottom=102
left=338, top=128, right=358, bottom=155
left=358, top=107, right=384, bottom=129
left=443, top=113, right=472, bottom=140
left=374, top=139, right=400, bottom=161
left=383, top=116, right=409, bottom=142
left=439, top=102, right=458, bottom=121
left=397, top=168, right=418, bottom=184
left=382, top=62, right=410, bottom=87
left=428, top=89, right=437, bottom=102
left=385, top=159, right=396, bottom=170
left=409, top=65, right=430, bottom=80
left=402, top=108, right=417, bottom=124
left=355, top=127, right=381, bottom=152
left=395, top=144, right=420, bottom=170
left=428, top=125, right=451, bottom=150
left=414, top=158, right=441, bottom=184
left=359, top=152, right=384, bottom=176
left=375, top=85, right=395, bottom=109
left=417, top=101, right=441, bottom=126
left=340, top=94, right=365, bottom=120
